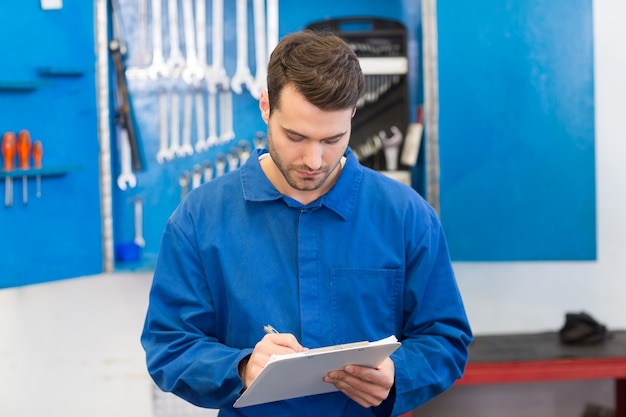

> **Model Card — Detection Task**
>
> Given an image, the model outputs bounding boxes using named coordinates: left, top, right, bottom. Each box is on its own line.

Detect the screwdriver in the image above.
left=32, top=140, right=43, bottom=198
left=17, top=130, right=31, bottom=205
left=2, top=132, right=16, bottom=207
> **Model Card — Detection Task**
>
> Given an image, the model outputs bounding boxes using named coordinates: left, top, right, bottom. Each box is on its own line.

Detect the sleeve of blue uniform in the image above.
left=140, top=207, right=253, bottom=409
left=388, top=209, right=473, bottom=416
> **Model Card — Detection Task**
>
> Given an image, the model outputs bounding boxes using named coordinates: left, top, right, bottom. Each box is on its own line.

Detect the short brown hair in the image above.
left=266, top=30, right=364, bottom=112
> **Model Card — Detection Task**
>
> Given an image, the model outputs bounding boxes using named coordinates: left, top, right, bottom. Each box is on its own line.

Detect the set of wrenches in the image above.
left=352, top=126, right=404, bottom=171
left=178, top=134, right=265, bottom=200
left=348, top=41, right=405, bottom=108
left=116, top=0, right=278, bottom=191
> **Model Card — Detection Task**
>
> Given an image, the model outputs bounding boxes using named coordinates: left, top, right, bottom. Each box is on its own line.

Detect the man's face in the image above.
left=260, top=84, right=354, bottom=201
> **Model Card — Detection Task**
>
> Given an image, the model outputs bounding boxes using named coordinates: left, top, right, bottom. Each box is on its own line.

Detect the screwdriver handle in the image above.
left=32, top=140, right=43, bottom=169
left=17, top=130, right=31, bottom=170
left=2, top=132, right=16, bottom=171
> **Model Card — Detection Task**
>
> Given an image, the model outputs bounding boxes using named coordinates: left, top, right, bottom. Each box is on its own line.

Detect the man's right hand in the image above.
left=239, top=333, right=305, bottom=389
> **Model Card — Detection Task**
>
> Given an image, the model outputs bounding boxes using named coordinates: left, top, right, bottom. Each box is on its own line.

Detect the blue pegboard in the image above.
left=0, top=2, right=103, bottom=287
left=110, top=0, right=417, bottom=269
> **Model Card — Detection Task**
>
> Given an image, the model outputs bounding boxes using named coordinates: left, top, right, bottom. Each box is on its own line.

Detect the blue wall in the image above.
left=0, top=2, right=102, bottom=287
left=437, top=0, right=596, bottom=261
left=2, top=0, right=592, bottom=286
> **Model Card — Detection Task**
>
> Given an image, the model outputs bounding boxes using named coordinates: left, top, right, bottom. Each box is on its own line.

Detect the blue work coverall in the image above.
left=141, top=147, right=472, bottom=417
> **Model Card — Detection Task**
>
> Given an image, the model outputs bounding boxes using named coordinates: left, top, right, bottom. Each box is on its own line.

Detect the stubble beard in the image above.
left=267, top=133, right=340, bottom=193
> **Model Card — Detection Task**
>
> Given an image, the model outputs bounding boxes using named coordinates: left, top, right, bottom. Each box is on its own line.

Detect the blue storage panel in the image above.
left=0, top=3, right=102, bottom=287
left=437, top=1, right=596, bottom=261
left=111, top=0, right=417, bottom=270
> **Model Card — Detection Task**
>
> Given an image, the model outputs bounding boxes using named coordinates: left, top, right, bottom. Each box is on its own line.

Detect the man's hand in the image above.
left=239, top=333, right=304, bottom=389
left=323, top=357, right=395, bottom=408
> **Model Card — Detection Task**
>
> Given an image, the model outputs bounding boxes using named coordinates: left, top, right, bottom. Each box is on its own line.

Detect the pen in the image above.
left=263, top=324, right=279, bottom=334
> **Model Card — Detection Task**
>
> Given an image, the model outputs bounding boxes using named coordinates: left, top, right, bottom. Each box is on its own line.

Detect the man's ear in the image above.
left=259, top=91, right=270, bottom=124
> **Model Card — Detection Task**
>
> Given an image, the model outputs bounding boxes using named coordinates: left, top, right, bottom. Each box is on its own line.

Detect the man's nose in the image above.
left=301, top=142, right=323, bottom=170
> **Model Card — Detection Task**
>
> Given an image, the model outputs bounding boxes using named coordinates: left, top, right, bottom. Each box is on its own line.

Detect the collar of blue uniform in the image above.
left=239, top=147, right=362, bottom=221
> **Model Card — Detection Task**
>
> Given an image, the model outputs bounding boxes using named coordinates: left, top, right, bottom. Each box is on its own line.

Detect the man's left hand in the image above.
left=323, top=357, right=395, bottom=408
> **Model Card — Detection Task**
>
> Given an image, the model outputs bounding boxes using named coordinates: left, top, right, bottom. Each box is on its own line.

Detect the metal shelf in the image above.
left=0, top=80, right=48, bottom=92
left=0, top=66, right=86, bottom=92
left=0, top=165, right=81, bottom=178
left=37, top=66, right=88, bottom=78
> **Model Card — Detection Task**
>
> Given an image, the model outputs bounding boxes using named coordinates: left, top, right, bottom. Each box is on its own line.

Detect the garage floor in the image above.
left=0, top=272, right=218, bottom=417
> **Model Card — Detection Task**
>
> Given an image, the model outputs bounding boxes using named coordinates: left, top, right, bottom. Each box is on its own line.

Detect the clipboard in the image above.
left=233, top=335, right=400, bottom=408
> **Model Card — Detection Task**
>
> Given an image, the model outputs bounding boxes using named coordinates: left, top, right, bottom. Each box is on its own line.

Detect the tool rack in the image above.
left=306, top=17, right=410, bottom=173
left=0, top=66, right=88, bottom=182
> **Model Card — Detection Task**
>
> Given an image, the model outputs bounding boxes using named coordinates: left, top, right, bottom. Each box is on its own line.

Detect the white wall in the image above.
left=416, top=0, right=626, bottom=415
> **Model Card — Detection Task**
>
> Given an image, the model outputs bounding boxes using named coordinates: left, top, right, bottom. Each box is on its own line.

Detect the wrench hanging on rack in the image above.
left=227, top=149, right=240, bottom=172
left=194, top=87, right=207, bottom=152
left=251, top=0, right=267, bottom=99
left=166, top=0, right=185, bottom=159
left=212, top=0, right=235, bottom=143
left=379, top=126, right=403, bottom=171
left=191, top=164, right=202, bottom=189
left=203, top=161, right=214, bottom=182
left=254, top=131, right=267, bottom=149
left=179, top=170, right=191, bottom=200
left=237, top=140, right=252, bottom=165
left=181, top=0, right=204, bottom=84
left=133, top=196, right=146, bottom=247
left=180, top=86, right=195, bottom=156
left=168, top=86, right=182, bottom=157
left=231, top=0, right=255, bottom=94
left=206, top=88, right=219, bottom=147
left=204, top=0, right=220, bottom=148
left=215, top=153, right=227, bottom=177
left=194, top=0, right=209, bottom=152
left=210, top=0, right=229, bottom=90
left=156, top=87, right=172, bottom=163
left=116, top=127, right=138, bottom=190
left=165, top=0, right=185, bottom=72
left=134, top=0, right=151, bottom=67
left=179, top=0, right=203, bottom=157
left=219, top=85, right=234, bottom=143
left=266, top=0, right=279, bottom=58
left=147, top=0, right=171, bottom=164
left=147, top=0, right=168, bottom=79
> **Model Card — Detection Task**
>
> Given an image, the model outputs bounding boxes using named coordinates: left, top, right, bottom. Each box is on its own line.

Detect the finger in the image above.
left=350, top=359, right=395, bottom=392
left=263, top=333, right=305, bottom=353
left=244, top=334, right=304, bottom=388
left=326, top=373, right=384, bottom=407
left=324, top=366, right=392, bottom=407
left=248, top=334, right=304, bottom=376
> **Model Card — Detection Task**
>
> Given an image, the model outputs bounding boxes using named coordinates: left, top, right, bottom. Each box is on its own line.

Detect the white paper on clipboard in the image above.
left=233, top=335, right=400, bottom=408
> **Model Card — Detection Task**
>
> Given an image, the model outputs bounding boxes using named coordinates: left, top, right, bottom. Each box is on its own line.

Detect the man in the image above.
left=141, top=30, right=472, bottom=417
